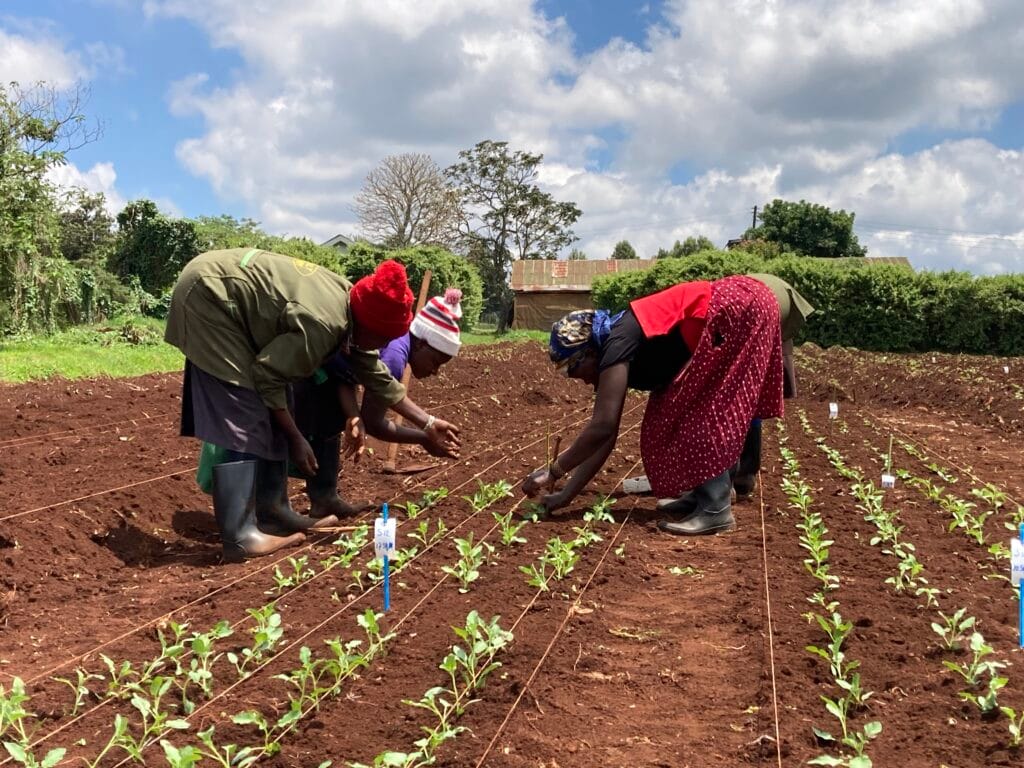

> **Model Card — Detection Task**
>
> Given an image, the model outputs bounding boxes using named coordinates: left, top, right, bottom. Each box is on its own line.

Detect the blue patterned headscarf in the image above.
left=549, top=309, right=624, bottom=368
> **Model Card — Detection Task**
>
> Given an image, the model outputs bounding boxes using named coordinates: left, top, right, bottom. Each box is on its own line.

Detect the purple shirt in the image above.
left=378, top=332, right=411, bottom=381
left=321, top=332, right=409, bottom=384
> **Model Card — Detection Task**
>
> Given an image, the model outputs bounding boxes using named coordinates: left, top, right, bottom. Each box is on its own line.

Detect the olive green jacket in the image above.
left=747, top=273, right=815, bottom=342
left=165, top=248, right=405, bottom=410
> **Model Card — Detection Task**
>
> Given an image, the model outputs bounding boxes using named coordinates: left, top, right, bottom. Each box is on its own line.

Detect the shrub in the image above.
left=591, top=251, right=1024, bottom=355
left=338, top=242, right=484, bottom=329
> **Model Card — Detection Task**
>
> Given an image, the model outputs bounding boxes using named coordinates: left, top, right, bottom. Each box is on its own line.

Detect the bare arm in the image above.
left=271, top=407, right=317, bottom=476
left=360, top=394, right=432, bottom=444
left=555, top=363, right=628, bottom=473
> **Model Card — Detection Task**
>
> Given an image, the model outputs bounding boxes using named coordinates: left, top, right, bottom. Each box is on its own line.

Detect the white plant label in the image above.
left=1004, top=365, right=1011, bottom=374
left=1012, top=538, right=1024, bottom=587
left=881, top=473, right=896, bottom=489
left=828, top=402, right=839, bottom=419
left=374, top=517, right=397, bottom=560
left=931, top=356, right=936, bottom=364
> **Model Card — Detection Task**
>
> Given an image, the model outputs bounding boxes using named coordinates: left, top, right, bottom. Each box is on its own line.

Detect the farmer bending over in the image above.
left=291, top=288, right=466, bottom=518
left=521, top=273, right=812, bottom=536
left=165, top=249, right=460, bottom=561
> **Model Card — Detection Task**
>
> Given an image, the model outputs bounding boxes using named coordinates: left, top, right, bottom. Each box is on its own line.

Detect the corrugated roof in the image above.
left=511, top=259, right=654, bottom=291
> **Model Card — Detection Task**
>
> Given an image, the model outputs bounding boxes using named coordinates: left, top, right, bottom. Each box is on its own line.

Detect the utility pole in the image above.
left=751, top=205, right=758, bottom=230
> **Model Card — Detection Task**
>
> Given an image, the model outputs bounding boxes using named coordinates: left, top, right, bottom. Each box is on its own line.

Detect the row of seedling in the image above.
left=806, top=411, right=1023, bottom=747
left=776, top=422, right=882, bottom=768
left=350, top=611, right=513, bottom=768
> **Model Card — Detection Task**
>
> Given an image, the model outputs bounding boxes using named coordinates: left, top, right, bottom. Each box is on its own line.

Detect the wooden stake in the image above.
left=383, top=269, right=433, bottom=473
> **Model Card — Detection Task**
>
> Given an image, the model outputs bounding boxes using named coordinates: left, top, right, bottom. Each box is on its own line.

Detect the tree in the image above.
left=58, top=188, right=115, bottom=262
left=611, top=240, right=636, bottom=260
left=655, top=235, right=716, bottom=258
left=446, top=140, right=582, bottom=321
left=0, top=81, right=101, bottom=332
left=744, top=199, right=866, bottom=258
left=353, top=153, right=461, bottom=248
left=108, top=200, right=200, bottom=295
left=568, top=248, right=587, bottom=260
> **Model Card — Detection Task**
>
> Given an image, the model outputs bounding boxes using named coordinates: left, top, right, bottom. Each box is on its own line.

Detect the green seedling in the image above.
left=1, top=677, right=66, bottom=768
left=357, top=609, right=395, bottom=656
left=421, top=487, right=450, bottom=507
left=445, top=611, right=513, bottom=694
left=350, top=750, right=434, bottom=768
left=961, top=673, right=1007, bottom=714
left=667, top=566, right=702, bottom=578
left=440, top=534, right=493, bottom=592
left=572, top=525, right=602, bottom=547
left=614, top=543, right=626, bottom=559
left=231, top=710, right=281, bottom=759
left=927, top=462, right=958, bottom=484
left=99, top=655, right=138, bottom=700
left=519, top=561, right=549, bottom=591
left=322, top=526, right=370, bottom=571
left=227, top=606, right=281, bottom=680
left=883, top=545, right=924, bottom=592
left=971, top=483, right=1006, bottom=515
left=915, top=585, right=940, bottom=609
left=519, top=503, right=548, bottom=522
left=462, top=479, right=513, bottom=513
left=83, top=715, right=129, bottom=768
left=542, top=536, right=580, bottom=580
left=52, top=667, right=102, bottom=717
left=271, top=554, right=316, bottom=593
left=397, top=500, right=422, bottom=520
left=409, top=519, right=449, bottom=548
left=493, top=509, right=528, bottom=547
left=810, top=695, right=881, bottom=764
left=160, top=740, right=203, bottom=768
left=118, top=676, right=190, bottom=761
left=584, top=495, right=616, bottom=524
left=931, top=608, right=975, bottom=651
left=1000, top=706, right=1024, bottom=748
left=943, top=632, right=1005, bottom=687
left=1005, top=506, right=1024, bottom=534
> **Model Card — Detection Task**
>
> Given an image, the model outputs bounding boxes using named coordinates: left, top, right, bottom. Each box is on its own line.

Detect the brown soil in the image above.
left=1, top=343, right=1023, bottom=767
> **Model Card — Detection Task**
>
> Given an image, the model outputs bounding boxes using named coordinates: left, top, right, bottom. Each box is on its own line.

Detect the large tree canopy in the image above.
left=745, top=199, right=866, bottom=258
left=446, top=140, right=581, bottom=318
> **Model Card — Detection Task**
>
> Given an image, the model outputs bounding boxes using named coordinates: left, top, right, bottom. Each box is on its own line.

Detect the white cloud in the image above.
left=140, top=0, right=1024, bottom=271
left=46, top=161, right=127, bottom=216
left=0, top=24, right=83, bottom=86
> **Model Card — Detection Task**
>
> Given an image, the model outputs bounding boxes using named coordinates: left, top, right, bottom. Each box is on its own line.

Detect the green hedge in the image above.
left=591, top=251, right=1024, bottom=355
left=338, top=243, right=484, bottom=330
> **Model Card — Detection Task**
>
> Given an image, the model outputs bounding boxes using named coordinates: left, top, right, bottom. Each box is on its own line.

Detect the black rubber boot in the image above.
left=731, top=421, right=762, bottom=500
left=306, top=436, right=373, bottom=519
left=658, top=470, right=735, bottom=536
left=255, top=459, right=339, bottom=534
left=213, top=460, right=304, bottom=562
left=655, top=492, right=698, bottom=519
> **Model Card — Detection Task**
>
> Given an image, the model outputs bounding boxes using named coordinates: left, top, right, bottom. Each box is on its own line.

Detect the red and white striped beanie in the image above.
left=410, top=288, right=463, bottom=357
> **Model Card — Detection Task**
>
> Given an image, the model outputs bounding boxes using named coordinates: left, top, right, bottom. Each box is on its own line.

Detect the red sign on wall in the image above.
left=551, top=262, right=569, bottom=278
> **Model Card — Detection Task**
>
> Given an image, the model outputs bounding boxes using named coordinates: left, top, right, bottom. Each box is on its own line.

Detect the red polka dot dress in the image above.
left=640, top=275, right=784, bottom=498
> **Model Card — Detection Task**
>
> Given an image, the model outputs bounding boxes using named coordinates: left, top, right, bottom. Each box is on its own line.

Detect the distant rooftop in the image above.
left=322, top=233, right=356, bottom=250
left=511, top=259, right=654, bottom=292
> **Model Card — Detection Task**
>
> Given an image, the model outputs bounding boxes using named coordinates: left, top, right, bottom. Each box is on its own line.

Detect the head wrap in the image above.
left=410, top=288, right=463, bottom=357
left=349, top=260, right=415, bottom=339
left=549, top=309, right=623, bottom=368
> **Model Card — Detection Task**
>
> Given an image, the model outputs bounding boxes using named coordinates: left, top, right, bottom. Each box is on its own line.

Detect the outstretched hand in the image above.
left=425, top=418, right=461, bottom=458
left=341, top=416, right=366, bottom=463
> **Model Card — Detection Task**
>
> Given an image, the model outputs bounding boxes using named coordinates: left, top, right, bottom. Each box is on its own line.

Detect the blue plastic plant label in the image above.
left=374, top=517, right=397, bottom=559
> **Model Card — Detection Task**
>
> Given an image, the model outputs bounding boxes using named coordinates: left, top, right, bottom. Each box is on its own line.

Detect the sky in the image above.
left=3, top=0, right=1024, bottom=274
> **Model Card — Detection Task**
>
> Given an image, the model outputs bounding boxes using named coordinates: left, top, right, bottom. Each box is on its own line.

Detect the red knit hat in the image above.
left=349, top=260, right=415, bottom=339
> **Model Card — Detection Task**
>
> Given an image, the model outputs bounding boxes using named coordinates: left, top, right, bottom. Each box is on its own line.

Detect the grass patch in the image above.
left=462, top=328, right=548, bottom=346
left=0, top=319, right=547, bottom=384
left=0, top=317, right=183, bottom=383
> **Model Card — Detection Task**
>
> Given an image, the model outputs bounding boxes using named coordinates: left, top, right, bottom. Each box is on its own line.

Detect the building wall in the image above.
left=512, top=290, right=593, bottom=331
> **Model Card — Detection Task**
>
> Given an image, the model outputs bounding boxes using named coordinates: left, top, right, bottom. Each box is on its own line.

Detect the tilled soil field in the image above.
left=1, top=342, right=1023, bottom=767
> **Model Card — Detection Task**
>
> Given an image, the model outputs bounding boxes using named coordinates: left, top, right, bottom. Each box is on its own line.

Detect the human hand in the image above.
left=541, top=489, right=570, bottom=513
left=522, top=468, right=555, bottom=498
left=341, top=417, right=366, bottom=463
left=290, top=435, right=318, bottom=476
left=425, top=418, right=461, bottom=458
